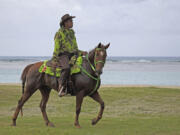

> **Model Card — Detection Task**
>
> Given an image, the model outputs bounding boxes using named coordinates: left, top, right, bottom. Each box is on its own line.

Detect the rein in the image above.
left=78, top=48, right=105, bottom=96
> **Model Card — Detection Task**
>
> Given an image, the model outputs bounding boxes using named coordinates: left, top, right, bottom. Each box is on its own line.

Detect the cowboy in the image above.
left=52, top=14, right=87, bottom=97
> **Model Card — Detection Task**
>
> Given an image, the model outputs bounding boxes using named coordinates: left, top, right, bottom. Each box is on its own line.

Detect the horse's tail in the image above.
left=20, top=64, right=34, bottom=116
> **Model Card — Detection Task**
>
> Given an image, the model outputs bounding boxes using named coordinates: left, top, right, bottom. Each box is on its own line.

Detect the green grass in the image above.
left=0, top=85, right=180, bottom=135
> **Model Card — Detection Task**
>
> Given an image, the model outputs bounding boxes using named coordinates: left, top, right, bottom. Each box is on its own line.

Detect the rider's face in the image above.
left=64, top=19, right=73, bottom=28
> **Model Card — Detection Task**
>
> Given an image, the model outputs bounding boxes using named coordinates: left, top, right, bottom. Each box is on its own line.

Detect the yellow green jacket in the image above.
left=52, top=27, right=82, bottom=60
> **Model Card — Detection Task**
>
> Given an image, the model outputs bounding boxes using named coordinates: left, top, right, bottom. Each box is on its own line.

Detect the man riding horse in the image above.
left=11, top=13, right=110, bottom=128
left=52, top=14, right=87, bottom=97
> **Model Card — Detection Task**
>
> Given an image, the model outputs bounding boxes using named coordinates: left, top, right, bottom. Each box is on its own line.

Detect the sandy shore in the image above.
left=0, top=83, right=21, bottom=86
left=101, top=84, right=180, bottom=89
left=0, top=83, right=180, bottom=89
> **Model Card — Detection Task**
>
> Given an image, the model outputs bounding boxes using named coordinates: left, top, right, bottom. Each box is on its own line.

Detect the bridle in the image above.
left=85, top=48, right=106, bottom=72
left=94, top=48, right=106, bottom=68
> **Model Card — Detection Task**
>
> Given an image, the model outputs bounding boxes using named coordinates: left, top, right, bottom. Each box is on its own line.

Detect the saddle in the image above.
left=46, top=60, right=57, bottom=68
left=39, top=56, right=83, bottom=95
left=46, top=60, right=58, bottom=74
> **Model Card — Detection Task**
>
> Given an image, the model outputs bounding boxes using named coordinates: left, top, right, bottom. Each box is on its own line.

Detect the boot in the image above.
left=58, top=68, right=70, bottom=97
left=58, top=82, right=66, bottom=97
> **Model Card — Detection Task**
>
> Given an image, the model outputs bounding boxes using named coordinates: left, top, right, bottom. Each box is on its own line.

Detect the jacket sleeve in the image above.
left=53, top=32, right=63, bottom=57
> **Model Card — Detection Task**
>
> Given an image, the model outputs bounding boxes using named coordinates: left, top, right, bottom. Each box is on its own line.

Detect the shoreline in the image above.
left=101, top=84, right=180, bottom=89
left=0, top=83, right=180, bottom=89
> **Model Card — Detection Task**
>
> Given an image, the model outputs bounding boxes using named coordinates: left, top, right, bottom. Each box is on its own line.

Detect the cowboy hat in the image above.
left=60, top=14, right=75, bottom=27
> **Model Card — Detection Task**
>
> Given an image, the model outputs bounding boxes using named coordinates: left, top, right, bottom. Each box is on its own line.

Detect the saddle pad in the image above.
left=39, top=56, right=83, bottom=77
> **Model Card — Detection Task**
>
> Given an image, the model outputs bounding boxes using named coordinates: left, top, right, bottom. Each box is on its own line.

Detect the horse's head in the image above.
left=94, top=42, right=110, bottom=76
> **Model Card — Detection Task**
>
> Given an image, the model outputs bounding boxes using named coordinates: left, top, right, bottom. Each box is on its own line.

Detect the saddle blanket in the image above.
left=39, top=56, right=83, bottom=77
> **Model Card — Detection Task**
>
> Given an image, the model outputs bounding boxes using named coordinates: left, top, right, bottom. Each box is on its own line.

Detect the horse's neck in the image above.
left=81, top=50, right=96, bottom=76
left=88, top=50, right=95, bottom=66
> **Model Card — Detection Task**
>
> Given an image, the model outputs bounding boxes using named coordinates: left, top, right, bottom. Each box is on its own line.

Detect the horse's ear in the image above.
left=97, top=42, right=102, bottom=48
left=105, top=43, right=110, bottom=49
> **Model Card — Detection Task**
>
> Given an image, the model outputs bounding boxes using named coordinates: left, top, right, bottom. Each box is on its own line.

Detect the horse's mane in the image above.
left=88, top=47, right=96, bottom=60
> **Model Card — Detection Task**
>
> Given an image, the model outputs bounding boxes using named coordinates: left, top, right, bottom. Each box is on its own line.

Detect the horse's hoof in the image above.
left=47, top=122, right=55, bottom=127
left=11, top=123, right=16, bottom=126
left=74, top=123, right=81, bottom=128
left=91, top=118, right=97, bottom=125
left=75, top=125, right=81, bottom=128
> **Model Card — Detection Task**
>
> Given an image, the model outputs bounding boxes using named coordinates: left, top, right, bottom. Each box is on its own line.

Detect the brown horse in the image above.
left=11, top=43, right=110, bottom=128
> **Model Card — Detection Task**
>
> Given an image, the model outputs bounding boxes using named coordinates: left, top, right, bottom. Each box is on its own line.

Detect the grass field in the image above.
left=0, top=84, right=180, bottom=135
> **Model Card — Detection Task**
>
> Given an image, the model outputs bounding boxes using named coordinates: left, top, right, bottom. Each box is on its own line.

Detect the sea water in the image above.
left=0, top=56, right=180, bottom=86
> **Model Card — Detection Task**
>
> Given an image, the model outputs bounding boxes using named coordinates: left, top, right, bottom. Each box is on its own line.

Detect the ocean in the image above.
left=0, top=56, right=180, bottom=86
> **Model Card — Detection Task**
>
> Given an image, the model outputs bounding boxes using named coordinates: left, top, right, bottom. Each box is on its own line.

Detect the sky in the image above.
left=0, top=0, right=180, bottom=56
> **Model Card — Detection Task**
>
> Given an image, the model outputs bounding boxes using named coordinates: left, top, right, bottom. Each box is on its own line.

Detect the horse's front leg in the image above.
left=74, top=90, right=84, bottom=128
left=90, top=92, right=105, bottom=125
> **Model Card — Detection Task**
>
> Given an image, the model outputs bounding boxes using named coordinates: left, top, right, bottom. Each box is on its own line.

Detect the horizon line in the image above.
left=0, top=55, right=180, bottom=57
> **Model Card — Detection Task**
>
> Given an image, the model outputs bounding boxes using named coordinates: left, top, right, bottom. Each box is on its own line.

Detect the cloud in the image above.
left=0, top=0, right=180, bottom=56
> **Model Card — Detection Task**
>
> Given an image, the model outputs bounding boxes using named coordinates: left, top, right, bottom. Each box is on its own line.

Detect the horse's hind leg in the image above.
left=74, top=90, right=84, bottom=128
left=90, top=92, right=105, bottom=125
left=39, top=88, right=54, bottom=127
left=11, top=87, right=37, bottom=126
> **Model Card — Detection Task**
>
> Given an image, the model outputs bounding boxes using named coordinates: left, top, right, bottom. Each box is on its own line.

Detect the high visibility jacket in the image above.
left=52, top=27, right=81, bottom=61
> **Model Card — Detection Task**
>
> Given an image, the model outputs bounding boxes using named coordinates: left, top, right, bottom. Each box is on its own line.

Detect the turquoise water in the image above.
left=0, top=56, right=180, bottom=86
